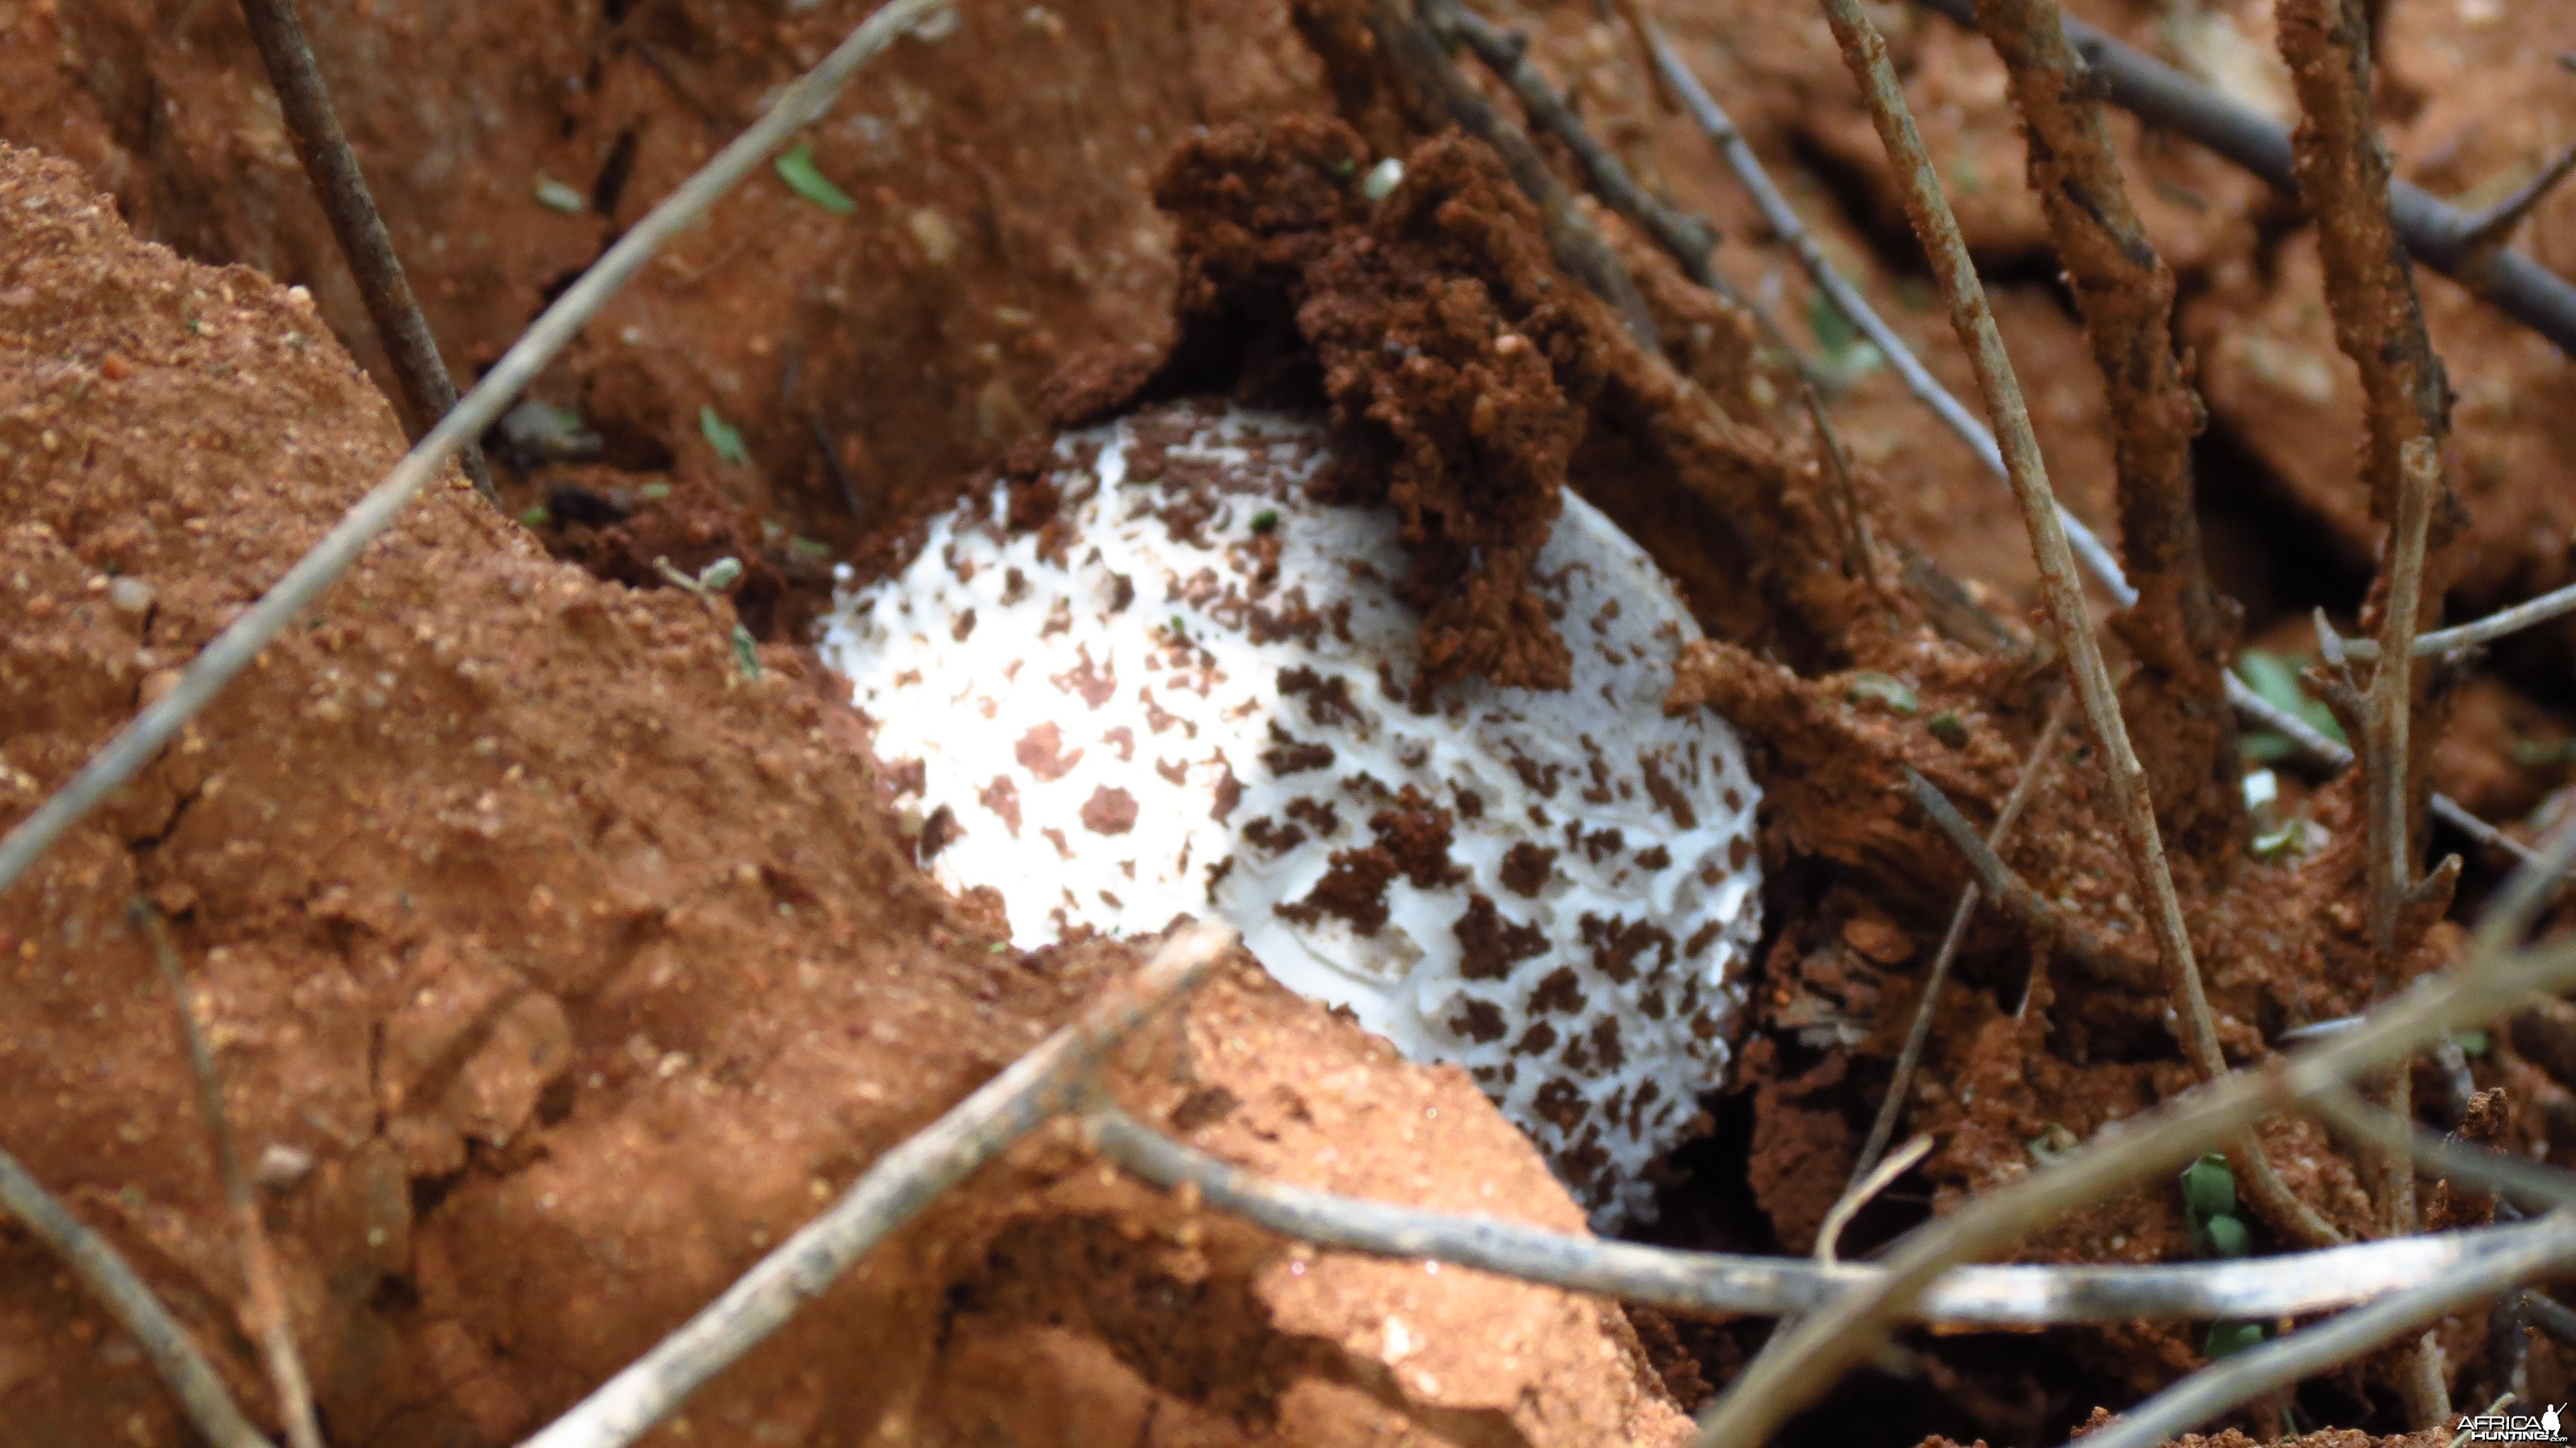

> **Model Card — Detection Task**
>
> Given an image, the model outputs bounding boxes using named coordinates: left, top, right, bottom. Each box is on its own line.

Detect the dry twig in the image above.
left=139, top=904, right=320, bottom=1448
left=1084, top=1102, right=2563, bottom=1326
left=1901, top=767, right=2151, bottom=991
left=1430, top=0, right=1718, bottom=287
left=516, top=920, right=1233, bottom=1448
left=2342, top=578, right=2576, bottom=660
left=1811, top=0, right=2336, bottom=1253
left=1647, top=17, right=2539, bottom=870
left=1363, top=0, right=1660, bottom=347
left=1911, top=0, right=2576, bottom=357
left=1692, top=822, right=2576, bottom=1445
left=1970, top=0, right=2242, bottom=847
left=0, top=0, right=957, bottom=906
left=1852, top=694, right=2074, bottom=1185
left=2069, top=1212, right=2576, bottom=1448
left=232, top=0, right=495, bottom=502
left=0, top=1147, right=271, bottom=1448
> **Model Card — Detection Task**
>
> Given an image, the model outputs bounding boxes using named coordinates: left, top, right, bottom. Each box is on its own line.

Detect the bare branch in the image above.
left=1432, top=0, right=1718, bottom=288
left=2339, top=578, right=2576, bottom=660
left=1970, top=0, right=2245, bottom=846
left=1808, top=0, right=2336, bottom=1257
left=1910, top=0, right=2576, bottom=358
left=0, top=0, right=958, bottom=907
left=514, top=920, right=1233, bottom=1448
left=1690, top=926, right=2576, bottom=1446
left=139, top=904, right=320, bottom=1448
left=1853, top=696, right=2074, bottom=1184
left=2067, top=1212, right=2576, bottom=1448
left=1361, top=0, right=1660, bottom=347
left=0, top=1148, right=272, bottom=1448
left=1901, top=766, right=2151, bottom=990
left=231, top=0, right=495, bottom=502
left=2450, top=135, right=2576, bottom=251
left=1084, top=1101, right=2568, bottom=1326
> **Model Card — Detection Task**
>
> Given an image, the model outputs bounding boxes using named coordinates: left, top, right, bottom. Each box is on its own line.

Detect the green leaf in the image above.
left=696, top=557, right=745, bottom=593
left=2201, top=1213, right=2251, bottom=1259
left=2204, top=1320, right=2266, bottom=1360
left=640, top=481, right=674, bottom=500
left=700, top=406, right=751, bottom=466
left=2179, top=1153, right=2236, bottom=1223
left=774, top=144, right=857, bottom=215
left=1807, top=291, right=1862, bottom=358
left=1927, top=710, right=1968, bottom=748
left=2238, top=730, right=2295, bottom=763
left=1251, top=508, right=1281, bottom=535
left=534, top=176, right=587, bottom=214
left=731, top=624, right=764, bottom=680
left=789, top=536, right=835, bottom=561
left=1843, top=672, right=1919, bottom=716
left=519, top=505, right=552, bottom=529
left=2235, top=649, right=2347, bottom=745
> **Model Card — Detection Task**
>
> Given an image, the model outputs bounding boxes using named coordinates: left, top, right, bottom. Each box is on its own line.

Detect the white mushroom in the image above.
left=820, top=400, right=1761, bottom=1226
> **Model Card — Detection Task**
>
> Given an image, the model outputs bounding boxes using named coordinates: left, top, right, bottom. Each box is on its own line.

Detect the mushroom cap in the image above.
left=822, top=401, right=1760, bottom=1225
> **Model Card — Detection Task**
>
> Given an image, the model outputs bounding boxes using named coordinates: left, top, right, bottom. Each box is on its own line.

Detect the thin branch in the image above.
left=1432, top=0, right=1719, bottom=287
left=1909, top=0, right=2576, bottom=358
left=1810, top=0, right=2336, bottom=1256
left=0, top=0, right=957, bottom=907
left=1690, top=928, right=2576, bottom=1447
left=0, top=1148, right=272, bottom=1448
left=1853, top=693, right=2075, bottom=1185
left=1084, top=1101, right=2569, bottom=1326
left=2067, top=1211, right=2576, bottom=1448
left=231, top=0, right=495, bottom=502
left=1969, top=0, right=2243, bottom=843
left=2524, top=1289, right=2576, bottom=1344
left=1363, top=0, right=1662, bottom=348
left=2339, top=578, right=2576, bottom=660
left=515, top=920, right=1233, bottom=1448
left=2367, top=439, right=2441, bottom=952
left=138, top=904, right=321, bottom=1448
left=1648, top=19, right=2533, bottom=868
left=2450, top=135, right=2576, bottom=251
left=1901, top=765, right=2152, bottom=991
left=2303, top=1081, right=2576, bottom=1215
left=1820, top=1134, right=1931, bottom=1264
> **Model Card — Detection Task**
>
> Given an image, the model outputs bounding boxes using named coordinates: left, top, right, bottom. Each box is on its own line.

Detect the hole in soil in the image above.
left=2193, top=415, right=2371, bottom=637
left=592, top=127, right=641, bottom=216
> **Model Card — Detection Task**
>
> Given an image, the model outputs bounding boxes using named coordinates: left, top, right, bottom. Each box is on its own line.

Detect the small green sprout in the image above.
left=696, top=557, right=745, bottom=593
left=2179, top=1153, right=2236, bottom=1222
left=641, top=481, right=674, bottom=501
left=1843, top=672, right=1918, bottom=716
left=700, top=406, right=751, bottom=466
left=2204, top=1320, right=2267, bottom=1360
left=534, top=176, right=587, bottom=214
left=789, top=536, right=836, bottom=562
left=1250, top=508, right=1281, bottom=535
left=1927, top=710, right=1968, bottom=748
left=2235, top=649, right=2345, bottom=747
left=1362, top=158, right=1406, bottom=202
left=520, top=504, right=552, bottom=529
left=775, top=144, right=858, bottom=214
left=731, top=625, right=764, bottom=680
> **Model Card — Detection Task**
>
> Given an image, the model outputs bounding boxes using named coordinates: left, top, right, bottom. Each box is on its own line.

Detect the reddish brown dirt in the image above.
left=12, top=0, right=2576, bottom=1440
left=0, top=147, right=1687, bottom=1447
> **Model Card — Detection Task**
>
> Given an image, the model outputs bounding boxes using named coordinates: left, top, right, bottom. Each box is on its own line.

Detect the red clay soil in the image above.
left=0, top=147, right=1689, bottom=1448
left=13, top=0, right=2576, bottom=1438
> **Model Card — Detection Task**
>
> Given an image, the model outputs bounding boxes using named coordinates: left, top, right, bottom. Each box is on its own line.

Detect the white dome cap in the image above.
left=820, top=400, right=1761, bottom=1226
